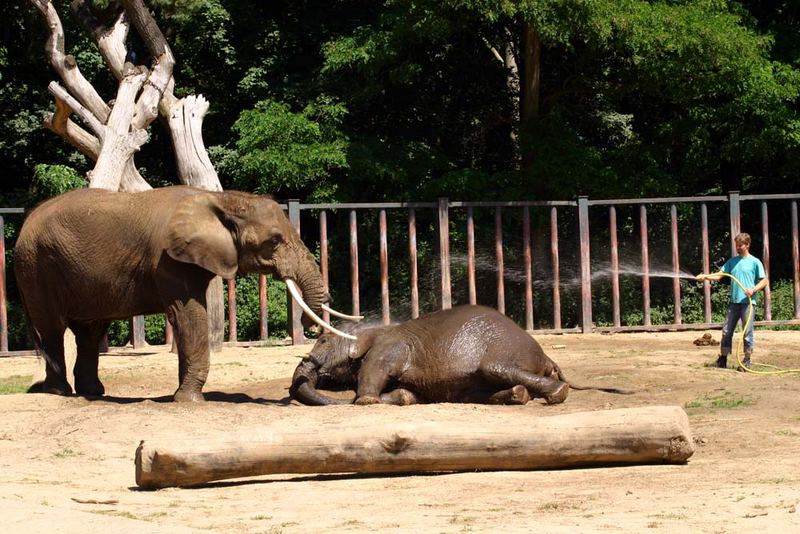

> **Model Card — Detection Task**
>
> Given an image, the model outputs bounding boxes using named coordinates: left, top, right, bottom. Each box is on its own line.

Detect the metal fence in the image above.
left=1, top=192, right=799, bottom=354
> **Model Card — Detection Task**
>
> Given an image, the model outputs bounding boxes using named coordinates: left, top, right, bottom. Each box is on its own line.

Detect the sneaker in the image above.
left=713, top=355, right=727, bottom=369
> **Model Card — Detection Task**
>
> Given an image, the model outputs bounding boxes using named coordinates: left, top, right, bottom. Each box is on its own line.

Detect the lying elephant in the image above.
left=290, top=304, right=633, bottom=406
left=14, top=186, right=351, bottom=402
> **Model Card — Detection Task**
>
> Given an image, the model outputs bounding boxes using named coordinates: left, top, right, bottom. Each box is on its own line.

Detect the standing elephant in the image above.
left=291, top=305, right=632, bottom=406
left=14, top=186, right=348, bottom=401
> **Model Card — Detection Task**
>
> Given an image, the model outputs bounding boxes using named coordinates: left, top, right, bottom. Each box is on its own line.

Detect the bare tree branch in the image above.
left=47, top=81, right=105, bottom=138
left=44, top=98, right=100, bottom=159
left=121, top=0, right=219, bottom=191
left=167, top=95, right=221, bottom=190
left=89, top=67, right=149, bottom=189
left=71, top=0, right=129, bottom=78
left=32, top=0, right=110, bottom=122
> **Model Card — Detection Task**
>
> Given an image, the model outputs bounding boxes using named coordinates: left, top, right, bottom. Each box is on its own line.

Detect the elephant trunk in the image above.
left=293, top=266, right=326, bottom=330
left=289, top=359, right=352, bottom=406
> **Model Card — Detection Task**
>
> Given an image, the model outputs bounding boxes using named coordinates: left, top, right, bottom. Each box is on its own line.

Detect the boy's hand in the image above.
left=696, top=273, right=707, bottom=281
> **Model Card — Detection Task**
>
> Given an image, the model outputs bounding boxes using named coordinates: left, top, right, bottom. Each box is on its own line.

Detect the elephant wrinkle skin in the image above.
left=14, top=186, right=326, bottom=402
left=291, top=305, right=633, bottom=406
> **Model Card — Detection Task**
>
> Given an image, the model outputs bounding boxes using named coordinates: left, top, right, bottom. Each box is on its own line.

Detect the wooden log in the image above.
left=135, top=405, right=694, bottom=489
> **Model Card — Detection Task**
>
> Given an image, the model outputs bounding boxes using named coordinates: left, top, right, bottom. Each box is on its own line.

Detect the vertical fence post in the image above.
left=550, top=207, right=561, bottom=330
left=349, top=210, right=360, bottom=317
left=522, top=207, right=534, bottom=330
left=792, top=201, right=800, bottom=319
left=701, top=203, right=712, bottom=324
left=728, top=191, right=740, bottom=255
left=130, top=316, right=146, bottom=348
left=438, top=198, right=452, bottom=310
left=0, top=216, right=7, bottom=352
left=609, top=206, right=621, bottom=328
left=408, top=209, right=419, bottom=319
left=287, top=200, right=303, bottom=344
left=640, top=205, right=651, bottom=326
left=227, top=279, right=237, bottom=342
left=577, top=196, right=592, bottom=333
left=319, top=211, right=329, bottom=325
left=379, top=209, right=390, bottom=325
left=165, top=320, right=173, bottom=346
left=259, top=274, right=268, bottom=340
left=466, top=207, right=476, bottom=305
left=670, top=204, right=681, bottom=325
left=760, top=202, right=771, bottom=321
left=495, top=207, right=505, bottom=315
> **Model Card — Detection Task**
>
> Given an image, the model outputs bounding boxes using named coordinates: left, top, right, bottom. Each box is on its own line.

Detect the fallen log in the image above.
left=135, top=405, right=694, bottom=488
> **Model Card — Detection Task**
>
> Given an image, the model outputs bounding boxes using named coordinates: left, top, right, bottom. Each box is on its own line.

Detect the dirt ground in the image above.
left=1, top=330, right=798, bottom=533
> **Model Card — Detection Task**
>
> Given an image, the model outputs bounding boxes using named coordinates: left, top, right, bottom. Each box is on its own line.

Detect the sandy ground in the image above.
left=0, top=330, right=798, bottom=533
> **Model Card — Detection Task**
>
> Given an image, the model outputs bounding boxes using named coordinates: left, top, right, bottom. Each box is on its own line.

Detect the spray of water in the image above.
left=450, top=253, right=698, bottom=289
left=345, top=254, right=702, bottom=323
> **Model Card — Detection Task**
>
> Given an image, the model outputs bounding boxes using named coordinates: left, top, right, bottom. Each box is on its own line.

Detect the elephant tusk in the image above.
left=285, top=279, right=357, bottom=340
left=321, top=304, right=364, bottom=321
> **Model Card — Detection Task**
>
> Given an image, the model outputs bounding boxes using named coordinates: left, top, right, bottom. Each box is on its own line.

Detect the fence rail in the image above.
left=1, top=192, right=799, bottom=355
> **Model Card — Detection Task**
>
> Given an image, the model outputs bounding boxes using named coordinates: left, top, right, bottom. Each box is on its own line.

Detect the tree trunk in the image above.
left=161, top=94, right=225, bottom=350
left=135, top=405, right=694, bottom=488
left=520, top=21, right=541, bottom=173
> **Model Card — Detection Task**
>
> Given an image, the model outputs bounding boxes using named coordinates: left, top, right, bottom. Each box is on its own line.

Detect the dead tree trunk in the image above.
left=31, top=0, right=225, bottom=349
left=135, top=405, right=695, bottom=488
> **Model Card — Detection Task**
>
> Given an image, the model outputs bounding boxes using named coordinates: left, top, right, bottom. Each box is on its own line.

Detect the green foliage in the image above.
left=226, top=98, right=348, bottom=199
left=766, top=279, right=799, bottom=322
left=224, top=274, right=289, bottom=341
left=107, top=315, right=169, bottom=347
left=31, top=164, right=87, bottom=197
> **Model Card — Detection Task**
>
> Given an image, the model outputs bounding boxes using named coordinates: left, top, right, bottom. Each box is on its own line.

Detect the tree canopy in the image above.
left=3, top=0, right=799, bottom=205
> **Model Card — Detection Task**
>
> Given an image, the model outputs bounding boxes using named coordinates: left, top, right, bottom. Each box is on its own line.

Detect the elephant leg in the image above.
left=380, top=388, right=419, bottom=406
left=354, top=351, right=402, bottom=405
left=479, top=362, right=569, bottom=405
left=70, top=321, right=109, bottom=397
left=28, top=324, right=72, bottom=396
left=487, top=384, right=531, bottom=405
left=166, top=298, right=211, bottom=402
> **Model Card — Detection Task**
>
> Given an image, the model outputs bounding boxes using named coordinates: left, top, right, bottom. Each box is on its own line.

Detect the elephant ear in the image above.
left=348, top=328, right=380, bottom=359
left=165, top=193, right=238, bottom=279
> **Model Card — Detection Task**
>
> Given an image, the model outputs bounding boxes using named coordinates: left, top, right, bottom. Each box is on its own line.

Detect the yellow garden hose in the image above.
left=714, top=272, right=800, bottom=375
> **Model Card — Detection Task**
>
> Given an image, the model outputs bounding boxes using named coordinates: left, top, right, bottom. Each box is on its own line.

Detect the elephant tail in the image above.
left=554, top=364, right=635, bottom=395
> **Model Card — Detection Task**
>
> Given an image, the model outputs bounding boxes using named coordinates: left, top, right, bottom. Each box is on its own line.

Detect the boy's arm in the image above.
left=696, top=271, right=725, bottom=282
left=746, top=276, right=769, bottom=297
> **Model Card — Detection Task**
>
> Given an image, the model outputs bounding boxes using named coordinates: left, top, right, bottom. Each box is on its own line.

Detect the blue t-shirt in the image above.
left=722, top=255, right=766, bottom=304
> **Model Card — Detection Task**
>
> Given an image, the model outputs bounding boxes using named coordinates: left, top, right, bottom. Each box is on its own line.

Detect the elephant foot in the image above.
left=510, top=384, right=531, bottom=404
left=543, top=382, right=569, bottom=405
left=488, top=385, right=530, bottom=405
left=354, top=395, right=382, bottom=405
left=173, top=388, right=205, bottom=402
left=28, top=379, right=73, bottom=396
left=75, top=378, right=105, bottom=398
left=380, top=388, right=418, bottom=406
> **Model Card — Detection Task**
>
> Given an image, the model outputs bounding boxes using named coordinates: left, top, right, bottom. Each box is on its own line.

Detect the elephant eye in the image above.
left=264, top=235, right=283, bottom=249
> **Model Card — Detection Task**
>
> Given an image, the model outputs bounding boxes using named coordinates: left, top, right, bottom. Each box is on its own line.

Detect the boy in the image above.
left=696, top=233, right=769, bottom=370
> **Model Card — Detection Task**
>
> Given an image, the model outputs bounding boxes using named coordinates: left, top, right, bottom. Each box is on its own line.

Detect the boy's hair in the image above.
left=734, top=233, right=751, bottom=246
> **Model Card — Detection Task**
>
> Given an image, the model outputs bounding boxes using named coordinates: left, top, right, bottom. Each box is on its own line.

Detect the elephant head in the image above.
left=165, top=189, right=348, bottom=336
left=290, top=324, right=387, bottom=405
